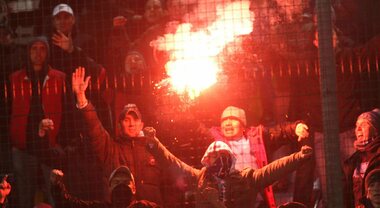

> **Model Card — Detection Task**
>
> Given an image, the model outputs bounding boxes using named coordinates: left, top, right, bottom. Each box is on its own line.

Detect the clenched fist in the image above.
left=50, top=169, right=64, bottom=185
left=298, top=145, right=313, bottom=159
left=39, top=118, right=54, bottom=137
left=295, top=123, right=309, bottom=142
left=143, top=127, right=158, bottom=149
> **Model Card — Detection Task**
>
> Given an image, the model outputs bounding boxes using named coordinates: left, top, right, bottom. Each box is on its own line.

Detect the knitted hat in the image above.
left=358, top=108, right=380, bottom=132
left=221, top=106, right=247, bottom=126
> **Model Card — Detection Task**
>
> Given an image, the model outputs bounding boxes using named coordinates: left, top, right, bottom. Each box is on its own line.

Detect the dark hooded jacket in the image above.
left=148, top=138, right=311, bottom=208
left=52, top=166, right=160, bottom=208
left=343, top=137, right=380, bottom=208
left=9, top=37, right=66, bottom=151
left=78, top=103, right=165, bottom=206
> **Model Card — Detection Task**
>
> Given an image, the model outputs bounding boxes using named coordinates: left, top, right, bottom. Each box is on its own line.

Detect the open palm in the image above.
left=72, top=67, right=90, bottom=95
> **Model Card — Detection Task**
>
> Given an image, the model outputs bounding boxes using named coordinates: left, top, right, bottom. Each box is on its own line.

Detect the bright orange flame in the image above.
left=153, top=0, right=254, bottom=99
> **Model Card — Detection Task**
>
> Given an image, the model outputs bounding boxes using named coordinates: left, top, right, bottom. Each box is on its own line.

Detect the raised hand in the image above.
left=72, top=67, right=90, bottom=107
left=38, top=118, right=54, bottom=137
left=295, top=123, right=309, bottom=142
left=143, top=127, right=158, bottom=149
left=52, top=31, right=74, bottom=53
left=50, top=169, right=64, bottom=185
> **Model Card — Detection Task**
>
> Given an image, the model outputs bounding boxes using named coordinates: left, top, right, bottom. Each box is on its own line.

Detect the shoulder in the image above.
left=9, top=69, right=26, bottom=79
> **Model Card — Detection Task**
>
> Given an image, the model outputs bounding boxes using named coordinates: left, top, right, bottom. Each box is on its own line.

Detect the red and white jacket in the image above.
left=9, top=67, right=66, bottom=150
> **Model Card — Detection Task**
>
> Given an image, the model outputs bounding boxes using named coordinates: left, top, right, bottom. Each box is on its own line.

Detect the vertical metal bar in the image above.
left=316, top=0, right=344, bottom=207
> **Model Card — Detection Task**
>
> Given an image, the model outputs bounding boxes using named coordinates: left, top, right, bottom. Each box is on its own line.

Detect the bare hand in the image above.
left=52, top=31, right=74, bottom=53
left=299, top=145, right=313, bottom=159
left=295, top=123, right=309, bottom=142
left=38, top=119, right=54, bottom=137
left=0, top=176, right=11, bottom=201
left=72, top=67, right=90, bottom=105
left=143, top=127, right=156, bottom=139
left=143, top=127, right=158, bottom=149
left=50, top=169, right=64, bottom=185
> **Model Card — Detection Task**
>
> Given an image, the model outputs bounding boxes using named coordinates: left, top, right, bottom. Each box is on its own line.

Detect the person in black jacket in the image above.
left=51, top=166, right=159, bottom=208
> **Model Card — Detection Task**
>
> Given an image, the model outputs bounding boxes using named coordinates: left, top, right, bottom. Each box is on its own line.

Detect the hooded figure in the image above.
left=343, top=109, right=380, bottom=208
left=51, top=166, right=159, bottom=208
left=144, top=127, right=312, bottom=208
left=9, top=36, right=66, bottom=208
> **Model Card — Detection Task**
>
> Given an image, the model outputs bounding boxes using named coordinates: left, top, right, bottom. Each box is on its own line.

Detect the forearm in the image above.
left=264, top=121, right=300, bottom=148
left=251, top=151, right=308, bottom=188
left=52, top=181, right=97, bottom=208
left=79, top=103, right=112, bottom=163
left=148, top=137, right=200, bottom=178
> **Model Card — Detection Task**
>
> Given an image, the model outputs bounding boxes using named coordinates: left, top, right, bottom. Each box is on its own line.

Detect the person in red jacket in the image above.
left=9, top=36, right=66, bottom=208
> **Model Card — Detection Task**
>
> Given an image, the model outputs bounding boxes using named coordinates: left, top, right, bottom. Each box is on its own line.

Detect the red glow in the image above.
left=153, top=0, right=254, bottom=99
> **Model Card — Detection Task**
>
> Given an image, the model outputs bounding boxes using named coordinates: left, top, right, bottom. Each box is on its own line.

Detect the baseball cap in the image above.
left=221, top=106, right=247, bottom=126
left=119, top=104, right=142, bottom=121
left=52, top=4, right=74, bottom=16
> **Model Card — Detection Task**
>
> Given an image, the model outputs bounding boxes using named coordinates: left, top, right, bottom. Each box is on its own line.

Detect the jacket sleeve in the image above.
left=79, top=102, right=117, bottom=164
left=244, top=151, right=308, bottom=189
left=147, top=137, right=201, bottom=179
left=262, top=121, right=303, bottom=151
left=52, top=180, right=104, bottom=208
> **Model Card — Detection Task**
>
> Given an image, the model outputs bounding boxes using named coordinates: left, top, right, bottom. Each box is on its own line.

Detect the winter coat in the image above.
left=210, top=121, right=306, bottom=207
left=79, top=103, right=164, bottom=205
left=148, top=138, right=310, bottom=208
left=9, top=67, right=65, bottom=150
left=343, top=138, right=380, bottom=208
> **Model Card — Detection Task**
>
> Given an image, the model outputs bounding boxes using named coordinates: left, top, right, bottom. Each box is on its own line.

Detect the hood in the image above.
left=201, top=141, right=236, bottom=170
left=109, top=166, right=136, bottom=194
left=26, top=36, right=50, bottom=79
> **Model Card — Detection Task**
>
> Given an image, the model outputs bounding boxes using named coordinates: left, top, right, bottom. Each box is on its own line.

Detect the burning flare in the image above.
left=152, top=0, right=254, bottom=99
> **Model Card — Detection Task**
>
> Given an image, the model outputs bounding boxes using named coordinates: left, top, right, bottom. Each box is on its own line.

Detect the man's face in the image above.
left=53, top=12, right=75, bottom=35
left=221, top=118, right=244, bottom=139
left=119, top=114, right=144, bottom=137
left=30, top=42, right=47, bottom=69
left=125, top=53, right=145, bottom=74
left=367, top=182, right=380, bottom=207
left=355, top=119, right=377, bottom=145
left=144, top=0, right=164, bottom=24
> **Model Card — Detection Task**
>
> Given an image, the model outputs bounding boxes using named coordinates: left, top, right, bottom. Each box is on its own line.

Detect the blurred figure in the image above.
left=9, top=37, right=65, bottom=207
left=343, top=109, right=380, bottom=208
left=0, top=175, right=11, bottom=207
left=144, top=127, right=313, bottom=207
left=209, top=106, right=313, bottom=207
left=362, top=168, right=380, bottom=208
left=0, top=12, right=23, bottom=180
left=51, top=167, right=160, bottom=208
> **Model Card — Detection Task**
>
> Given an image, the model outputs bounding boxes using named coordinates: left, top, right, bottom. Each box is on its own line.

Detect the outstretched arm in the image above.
left=144, top=127, right=202, bottom=178
left=246, top=146, right=313, bottom=189
left=72, top=67, right=116, bottom=164
left=50, top=169, right=103, bottom=208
